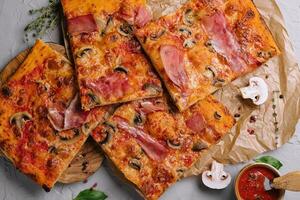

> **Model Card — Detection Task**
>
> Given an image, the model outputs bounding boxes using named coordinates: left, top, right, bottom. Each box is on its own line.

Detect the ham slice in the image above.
left=134, top=6, right=152, bottom=27
left=185, top=112, right=206, bottom=133
left=139, top=101, right=166, bottom=114
left=64, top=94, right=89, bottom=130
left=202, top=11, right=247, bottom=72
left=114, top=117, right=168, bottom=161
left=48, top=108, right=65, bottom=131
left=160, top=45, right=189, bottom=90
left=48, top=94, right=88, bottom=131
left=84, top=72, right=130, bottom=100
left=67, top=14, right=98, bottom=35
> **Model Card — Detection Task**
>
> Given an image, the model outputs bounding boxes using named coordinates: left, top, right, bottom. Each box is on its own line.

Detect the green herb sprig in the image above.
left=73, top=188, right=108, bottom=200
left=24, top=0, right=60, bottom=42
left=255, top=155, right=283, bottom=170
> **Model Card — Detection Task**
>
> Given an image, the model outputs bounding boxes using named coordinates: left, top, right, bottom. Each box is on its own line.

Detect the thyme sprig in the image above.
left=24, top=0, right=60, bottom=42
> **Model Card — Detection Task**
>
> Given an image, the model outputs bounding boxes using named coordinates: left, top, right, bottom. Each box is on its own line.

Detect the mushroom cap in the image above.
left=201, top=161, right=232, bottom=189
left=240, top=77, right=269, bottom=105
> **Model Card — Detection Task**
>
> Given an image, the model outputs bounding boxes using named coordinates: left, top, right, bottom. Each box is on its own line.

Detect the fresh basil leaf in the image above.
left=74, top=188, right=107, bottom=200
left=255, top=156, right=283, bottom=170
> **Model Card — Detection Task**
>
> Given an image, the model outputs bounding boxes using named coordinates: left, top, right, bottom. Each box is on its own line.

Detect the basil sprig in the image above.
left=73, top=188, right=107, bottom=200
left=255, top=155, right=283, bottom=170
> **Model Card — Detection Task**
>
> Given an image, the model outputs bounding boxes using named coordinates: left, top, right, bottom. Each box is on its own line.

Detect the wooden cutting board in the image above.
left=0, top=43, right=104, bottom=184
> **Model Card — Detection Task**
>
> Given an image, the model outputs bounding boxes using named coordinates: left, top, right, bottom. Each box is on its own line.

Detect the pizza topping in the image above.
left=185, top=112, right=206, bottom=133
left=183, top=38, right=196, bottom=49
left=160, top=45, right=189, bottom=90
left=183, top=9, right=195, bottom=26
left=67, top=14, right=98, bottom=35
left=129, top=158, right=141, bottom=171
left=139, top=101, right=166, bottom=114
left=114, top=65, right=129, bottom=74
left=117, top=23, right=133, bottom=37
left=150, top=29, right=166, bottom=41
left=10, top=112, right=32, bottom=136
left=178, top=27, right=192, bottom=38
left=134, top=6, right=152, bottom=28
left=84, top=72, right=130, bottom=100
left=64, top=94, right=89, bottom=130
left=202, top=11, right=247, bottom=72
left=76, top=47, right=95, bottom=58
left=167, top=139, right=182, bottom=150
left=133, top=112, right=146, bottom=125
left=192, top=141, right=208, bottom=152
left=142, top=83, right=162, bottom=94
left=214, top=111, right=222, bottom=120
left=114, top=117, right=168, bottom=161
left=87, top=92, right=101, bottom=106
left=99, top=122, right=115, bottom=144
left=1, top=86, right=12, bottom=97
left=48, top=108, right=65, bottom=131
left=58, top=128, right=81, bottom=141
left=203, top=67, right=216, bottom=80
left=48, top=94, right=88, bottom=131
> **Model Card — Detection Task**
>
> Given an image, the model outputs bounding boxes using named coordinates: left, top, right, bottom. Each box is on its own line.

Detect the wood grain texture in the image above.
left=272, top=171, right=300, bottom=191
left=0, top=43, right=104, bottom=184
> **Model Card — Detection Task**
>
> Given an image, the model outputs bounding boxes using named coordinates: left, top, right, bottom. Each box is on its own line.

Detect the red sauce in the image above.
left=238, top=166, right=281, bottom=200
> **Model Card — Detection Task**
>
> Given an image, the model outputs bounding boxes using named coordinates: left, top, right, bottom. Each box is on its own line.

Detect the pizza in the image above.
left=135, top=0, right=280, bottom=111
left=61, top=0, right=162, bottom=111
left=91, top=95, right=235, bottom=200
left=0, top=40, right=107, bottom=190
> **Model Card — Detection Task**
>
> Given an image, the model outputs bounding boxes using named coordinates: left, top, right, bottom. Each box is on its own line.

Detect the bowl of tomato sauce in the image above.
left=235, top=163, right=285, bottom=200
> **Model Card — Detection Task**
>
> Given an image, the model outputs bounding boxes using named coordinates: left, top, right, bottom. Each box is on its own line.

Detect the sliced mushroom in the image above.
left=213, top=78, right=226, bottom=87
left=202, top=160, right=231, bottom=189
left=183, top=38, right=196, bottom=49
left=48, top=146, right=58, bottom=154
left=240, top=77, right=269, bottom=105
left=87, top=92, right=101, bottom=106
left=150, top=29, right=165, bottom=41
left=117, top=23, right=133, bottom=37
left=114, top=65, right=128, bottom=74
left=10, top=112, right=32, bottom=135
left=176, top=168, right=186, bottom=178
left=178, top=27, right=192, bottom=37
left=167, top=139, right=182, bottom=150
left=257, top=51, right=272, bottom=59
left=58, top=128, right=81, bottom=141
left=183, top=9, right=195, bottom=26
left=35, top=80, right=51, bottom=92
left=129, top=158, right=141, bottom=171
left=100, top=122, right=116, bottom=144
left=76, top=47, right=95, bottom=58
left=142, top=83, right=162, bottom=94
left=100, top=16, right=114, bottom=36
left=204, top=40, right=215, bottom=52
left=133, top=112, right=146, bottom=125
left=81, top=122, right=98, bottom=136
left=203, top=67, right=216, bottom=80
left=192, top=141, right=208, bottom=152
left=214, top=111, right=222, bottom=120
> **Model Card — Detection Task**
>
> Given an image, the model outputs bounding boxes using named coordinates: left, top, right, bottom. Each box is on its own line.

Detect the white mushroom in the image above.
left=202, top=161, right=231, bottom=189
left=239, top=77, right=269, bottom=105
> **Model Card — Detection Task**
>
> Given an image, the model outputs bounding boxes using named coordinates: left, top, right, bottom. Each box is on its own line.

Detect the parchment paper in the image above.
left=187, top=0, right=300, bottom=176
left=147, top=0, right=300, bottom=176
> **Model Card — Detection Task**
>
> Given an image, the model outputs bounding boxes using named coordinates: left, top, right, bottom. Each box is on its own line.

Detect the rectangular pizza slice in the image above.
left=135, top=0, right=280, bottom=111
left=61, top=0, right=163, bottom=111
left=91, top=95, right=235, bottom=200
left=0, top=40, right=107, bottom=190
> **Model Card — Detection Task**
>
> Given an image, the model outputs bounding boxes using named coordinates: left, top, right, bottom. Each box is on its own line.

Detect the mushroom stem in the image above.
left=202, top=160, right=231, bottom=189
